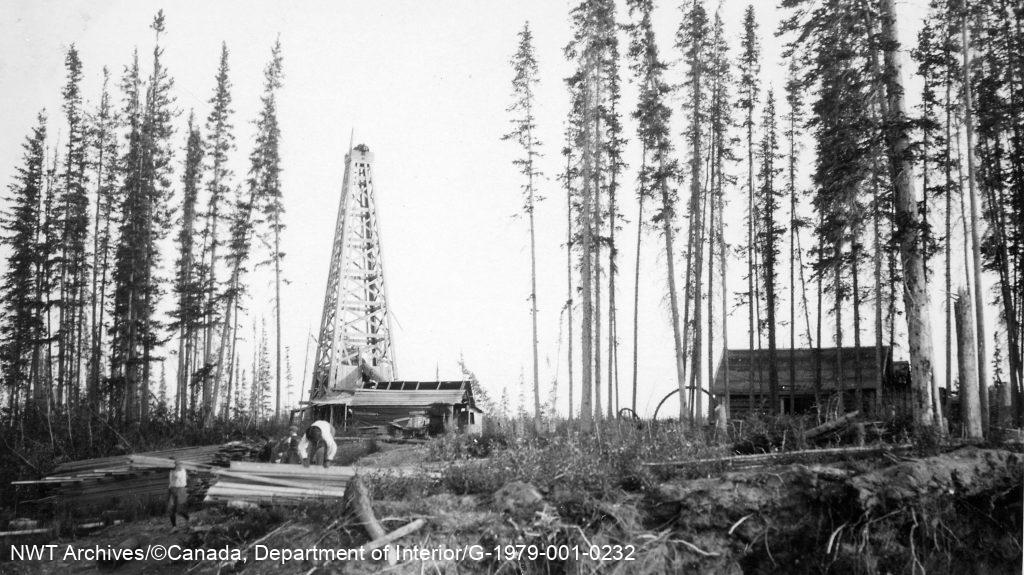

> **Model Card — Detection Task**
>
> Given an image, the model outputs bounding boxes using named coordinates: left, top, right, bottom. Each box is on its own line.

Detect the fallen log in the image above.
left=804, top=411, right=860, bottom=440
left=344, top=475, right=395, bottom=566
left=644, top=444, right=913, bottom=470
left=360, top=518, right=426, bottom=553
left=344, top=475, right=386, bottom=540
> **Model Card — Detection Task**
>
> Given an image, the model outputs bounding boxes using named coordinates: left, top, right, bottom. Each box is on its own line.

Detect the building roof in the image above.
left=711, top=346, right=895, bottom=395
left=310, top=380, right=476, bottom=409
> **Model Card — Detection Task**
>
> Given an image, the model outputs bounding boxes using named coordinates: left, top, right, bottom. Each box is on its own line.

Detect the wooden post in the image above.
left=955, top=287, right=983, bottom=439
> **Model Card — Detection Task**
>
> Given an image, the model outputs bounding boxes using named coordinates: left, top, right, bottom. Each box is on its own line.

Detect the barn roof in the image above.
left=711, top=346, right=895, bottom=394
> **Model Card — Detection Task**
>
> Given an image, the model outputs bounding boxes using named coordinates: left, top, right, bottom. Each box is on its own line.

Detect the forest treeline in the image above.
left=1, top=11, right=291, bottom=444
left=503, top=0, right=1022, bottom=435
left=2, top=0, right=1022, bottom=449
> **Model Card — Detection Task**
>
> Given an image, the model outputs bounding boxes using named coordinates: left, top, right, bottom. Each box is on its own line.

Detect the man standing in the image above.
left=298, top=420, right=337, bottom=468
left=167, top=459, right=189, bottom=527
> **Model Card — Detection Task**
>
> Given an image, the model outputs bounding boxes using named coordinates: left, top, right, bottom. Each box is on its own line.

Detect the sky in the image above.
left=2, top=0, right=988, bottom=419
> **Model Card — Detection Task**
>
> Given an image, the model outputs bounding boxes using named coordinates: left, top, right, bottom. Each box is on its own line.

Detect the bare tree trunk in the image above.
left=691, top=191, right=708, bottom=424
left=631, top=148, right=645, bottom=414
left=607, top=186, right=617, bottom=419
left=961, top=15, right=989, bottom=435
left=852, top=245, right=863, bottom=413
left=593, top=77, right=603, bottom=423
left=579, top=57, right=596, bottom=430
left=814, top=219, right=824, bottom=418
left=661, top=176, right=689, bottom=423
left=721, top=202, right=730, bottom=417
left=566, top=156, right=575, bottom=421
left=955, top=287, right=983, bottom=438
left=274, top=223, right=282, bottom=421
left=789, top=126, right=797, bottom=413
left=527, top=134, right=541, bottom=431
left=881, top=0, right=937, bottom=430
left=944, top=70, right=954, bottom=421
left=708, top=154, right=717, bottom=419
left=834, top=244, right=844, bottom=413
left=747, top=112, right=756, bottom=411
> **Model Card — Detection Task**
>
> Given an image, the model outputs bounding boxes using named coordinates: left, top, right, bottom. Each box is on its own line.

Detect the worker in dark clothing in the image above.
left=276, top=425, right=302, bottom=464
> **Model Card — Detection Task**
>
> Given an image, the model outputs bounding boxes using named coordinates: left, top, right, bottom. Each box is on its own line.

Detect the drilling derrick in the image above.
left=310, top=144, right=395, bottom=400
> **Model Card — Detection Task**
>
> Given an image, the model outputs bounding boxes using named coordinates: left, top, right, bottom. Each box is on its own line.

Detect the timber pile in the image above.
left=205, top=462, right=356, bottom=505
left=204, top=461, right=438, bottom=506
left=11, top=444, right=233, bottom=510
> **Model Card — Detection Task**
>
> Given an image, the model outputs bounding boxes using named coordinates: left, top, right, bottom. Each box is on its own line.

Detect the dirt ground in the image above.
left=4, top=444, right=1022, bottom=574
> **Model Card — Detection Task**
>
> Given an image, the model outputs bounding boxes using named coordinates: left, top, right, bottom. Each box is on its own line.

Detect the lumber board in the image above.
left=229, top=461, right=355, bottom=476
left=214, top=470, right=350, bottom=492
left=129, top=455, right=216, bottom=471
left=0, top=528, right=53, bottom=537
left=207, top=484, right=347, bottom=499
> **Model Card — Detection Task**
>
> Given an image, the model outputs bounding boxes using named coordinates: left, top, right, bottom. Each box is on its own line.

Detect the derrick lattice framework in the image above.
left=310, top=144, right=395, bottom=400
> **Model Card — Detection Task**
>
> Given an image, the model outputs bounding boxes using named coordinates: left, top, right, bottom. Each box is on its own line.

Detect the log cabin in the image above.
left=711, top=346, right=911, bottom=417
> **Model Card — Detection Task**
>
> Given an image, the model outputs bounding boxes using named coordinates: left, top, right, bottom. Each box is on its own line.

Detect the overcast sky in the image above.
left=3, top=0, right=982, bottom=418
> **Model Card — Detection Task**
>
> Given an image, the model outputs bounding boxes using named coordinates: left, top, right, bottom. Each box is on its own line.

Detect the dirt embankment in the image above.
left=651, top=447, right=1023, bottom=574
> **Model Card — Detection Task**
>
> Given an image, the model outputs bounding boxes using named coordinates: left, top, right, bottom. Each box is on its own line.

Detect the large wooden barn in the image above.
left=711, top=346, right=910, bottom=417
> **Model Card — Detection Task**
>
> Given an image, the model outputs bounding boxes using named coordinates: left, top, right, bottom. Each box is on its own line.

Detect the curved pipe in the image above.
left=651, top=386, right=713, bottom=421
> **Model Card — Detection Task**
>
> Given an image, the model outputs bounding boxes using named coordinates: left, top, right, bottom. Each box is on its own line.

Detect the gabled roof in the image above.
left=711, top=346, right=895, bottom=394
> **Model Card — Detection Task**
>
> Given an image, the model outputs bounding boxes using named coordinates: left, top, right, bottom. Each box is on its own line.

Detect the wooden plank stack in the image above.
left=10, top=444, right=236, bottom=511
left=205, top=461, right=354, bottom=505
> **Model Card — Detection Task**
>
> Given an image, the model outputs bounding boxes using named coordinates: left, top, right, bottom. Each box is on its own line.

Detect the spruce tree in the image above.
left=784, top=56, right=809, bottom=413
left=1, top=114, right=48, bottom=416
left=200, top=43, right=235, bottom=414
left=757, top=90, right=783, bottom=413
left=110, top=12, right=177, bottom=425
left=625, top=0, right=688, bottom=422
left=211, top=40, right=282, bottom=423
left=708, top=10, right=737, bottom=416
left=88, top=68, right=119, bottom=411
left=57, top=45, right=91, bottom=407
left=172, top=112, right=204, bottom=419
left=565, top=0, right=609, bottom=428
left=503, top=22, right=544, bottom=428
left=677, top=0, right=711, bottom=423
left=738, top=6, right=761, bottom=408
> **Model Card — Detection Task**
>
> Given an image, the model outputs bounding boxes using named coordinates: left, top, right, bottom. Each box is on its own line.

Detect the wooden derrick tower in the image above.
left=310, top=143, right=396, bottom=400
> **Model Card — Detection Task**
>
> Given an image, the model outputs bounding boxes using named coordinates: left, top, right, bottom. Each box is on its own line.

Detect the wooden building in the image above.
left=305, top=380, right=483, bottom=436
left=711, top=346, right=910, bottom=417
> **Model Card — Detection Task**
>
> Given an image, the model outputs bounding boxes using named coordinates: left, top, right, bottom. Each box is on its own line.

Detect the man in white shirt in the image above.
left=167, top=459, right=189, bottom=527
left=297, top=420, right=338, bottom=468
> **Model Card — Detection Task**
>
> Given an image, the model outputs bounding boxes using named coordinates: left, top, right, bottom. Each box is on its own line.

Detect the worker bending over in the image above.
left=298, top=420, right=337, bottom=468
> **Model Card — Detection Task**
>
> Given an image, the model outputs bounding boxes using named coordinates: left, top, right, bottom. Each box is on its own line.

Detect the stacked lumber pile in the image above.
left=205, top=461, right=353, bottom=505
left=212, top=441, right=262, bottom=466
left=11, top=444, right=230, bottom=510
